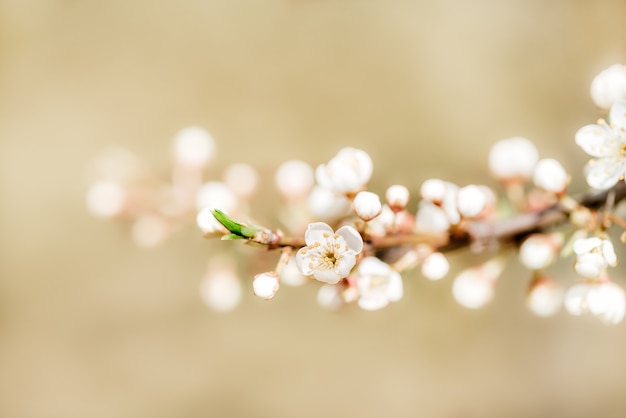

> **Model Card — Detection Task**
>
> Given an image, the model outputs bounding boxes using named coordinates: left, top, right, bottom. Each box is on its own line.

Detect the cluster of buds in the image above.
left=88, top=63, right=626, bottom=325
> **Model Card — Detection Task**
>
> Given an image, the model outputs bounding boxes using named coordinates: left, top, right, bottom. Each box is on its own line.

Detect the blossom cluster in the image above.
left=87, top=63, right=626, bottom=325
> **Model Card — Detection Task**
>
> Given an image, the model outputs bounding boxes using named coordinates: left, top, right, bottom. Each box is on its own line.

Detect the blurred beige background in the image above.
left=1, top=1, right=626, bottom=417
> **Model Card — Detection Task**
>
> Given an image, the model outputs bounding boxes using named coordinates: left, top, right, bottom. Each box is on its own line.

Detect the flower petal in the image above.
left=386, top=272, right=404, bottom=302
left=334, top=254, right=357, bottom=278
left=357, top=256, right=390, bottom=276
left=295, top=248, right=315, bottom=276
left=358, top=295, right=389, bottom=311
left=609, top=99, right=626, bottom=129
left=575, top=124, right=619, bottom=158
left=564, top=284, right=589, bottom=316
left=584, top=157, right=625, bottom=190
left=336, top=225, right=363, bottom=254
left=304, top=222, right=334, bottom=246
left=312, top=268, right=342, bottom=284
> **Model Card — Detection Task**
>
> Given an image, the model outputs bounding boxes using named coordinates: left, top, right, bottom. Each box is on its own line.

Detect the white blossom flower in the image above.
left=421, top=252, right=449, bottom=280
left=355, top=257, right=403, bottom=311
left=385, top=185, right=410, bottom=212
left=527, top=276, right=562, bottom=317
left=296, top=222, right=363, bottom=284
left=253, top=272, right=280, bottom=299
left=573, top=236, right=617, bottom=279
left=353, top=191, right=382, bottom=221
left=590, top=64, right=626, bottom=110
left=564, top=281, right=626, bottom=325
left=489, top=137, right=539, bottom=181
left=519, top=233, right=563, bottom=271
left=575, top=100, right=626, bottom=190
left=533, top=158, right=569, bottom=194
left=315, top=147, right=373, bottom=194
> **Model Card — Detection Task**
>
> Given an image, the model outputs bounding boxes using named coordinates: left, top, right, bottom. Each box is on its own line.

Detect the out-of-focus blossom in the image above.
left=275, top=160, right=314, bottom=200
left=306, top=186, right=352, bottom=220
left=317, top=283, right=344, bottom=310
left=296, top=222, right=363, bottom=284
left=172, top=126, right=215, bottom=167
left=385, top=185, right=410, bottom=212
left=590, top=64, right=626, bottom=110
left=573, top=236, right=617, bottom=279
left=223, top=163, right=259, bottom=199
left=355, top=257, right=403, bottom=310
left=196, top=181, right=238, bottom=213
left=489, top=137, right=539, bottom=182
left=527, top=276, right=563, bottom=317
left=315, top=147, right=373, bottom=194
left=253, top=272, right=280, bottom=299
left=353, top=191, right=382, bottom=221
left=533, top=158, right=569, bottom=194
left=575, top=100, right=626, bottom=190
left=457, top=185, right=487, bottom=218
left=452, top=258, right=505, bottom=309
left=519, top=233, right=563, bottom=271
left=280, top=256, right=309, bottom=287
left=565, top=280, right=625, bottom=325
left=86, top=180, right=126, bottom=218
left=200, top=262, right=242, bottom=312
left=131, top=214, right=169, bottom=248
left=196, top=207, right=227, bottom=235
left=421, top=252, right=449, bottom=280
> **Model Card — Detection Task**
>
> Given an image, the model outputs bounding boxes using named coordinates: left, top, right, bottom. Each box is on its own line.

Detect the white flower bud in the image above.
left=415, top=201, right=450, bottom=233
left=457, top=185, right=487, bottom=218
left=421, top=252, right=449, bottom=280
left=489, top=137, right=539, bottom=181
left=275, top=160, right=314, bottom=200
left=518, top=233, right=562, bottom=271
left=353, top=191, right=382, bottom=221
left=199, top=262, right=242, bottom=312
left=527, top=277, right=562, bottom=317
left=533, top=158, right=569, bottom=194
left=172, top=126, right=216, bottom=167
left=86, top=181, right=126, bottom=218
left=196, top=207, right=226, bottom=235
left=385, top=185, right=410, bottom=212
left=307, top=186, right=351, bottom=220
left=196, top=181, right=238, bottom=212
left=590, top=64, right=626, bottom=110
left=420, top=178, right=448, bottom=203
left=223, top=163, right=259, bottom=199
left=253, top=272, right=280, bottom=300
